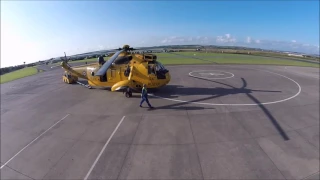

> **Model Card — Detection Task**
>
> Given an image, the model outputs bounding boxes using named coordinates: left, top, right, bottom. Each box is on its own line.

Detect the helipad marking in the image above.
left=50, top=65, right=60, bottom=68
left=199, top=73, right=224, bottom=76
left=189, top=70, right=235, bottom=80
left=284, top=66, right=319, bottom=79
left=149, top=68, right=302, bottom=106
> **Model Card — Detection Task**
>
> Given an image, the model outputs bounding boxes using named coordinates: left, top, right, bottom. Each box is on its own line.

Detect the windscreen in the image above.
left=155, top=62, right=167, bottom=71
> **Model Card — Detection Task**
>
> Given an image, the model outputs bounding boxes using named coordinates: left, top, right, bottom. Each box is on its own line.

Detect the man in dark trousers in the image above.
left=140, top=84, right=154, bottom=108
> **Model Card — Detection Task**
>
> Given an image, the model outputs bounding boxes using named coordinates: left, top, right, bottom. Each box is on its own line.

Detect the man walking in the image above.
left=140, top=84, right=154, bottom=108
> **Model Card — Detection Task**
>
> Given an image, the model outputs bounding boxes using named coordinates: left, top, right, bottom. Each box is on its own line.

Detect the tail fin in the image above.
left=60, top=61, right=71, bottom=70
left=60, top=52, right=72, bottom=70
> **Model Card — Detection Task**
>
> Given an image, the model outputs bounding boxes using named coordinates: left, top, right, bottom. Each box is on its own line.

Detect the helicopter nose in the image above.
left=166, top=72, right=171, bottom=81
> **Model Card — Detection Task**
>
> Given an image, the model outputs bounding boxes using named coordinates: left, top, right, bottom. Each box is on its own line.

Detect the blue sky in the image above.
left=1, top=1, right=319, bottom=67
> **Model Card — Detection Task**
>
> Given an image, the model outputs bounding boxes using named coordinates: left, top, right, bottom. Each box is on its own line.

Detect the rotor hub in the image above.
left=123, top=45, right=130, bottom=50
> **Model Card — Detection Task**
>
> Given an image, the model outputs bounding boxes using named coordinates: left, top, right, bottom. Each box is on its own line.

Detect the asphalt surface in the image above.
left=167, top=52, right=320, bottom=65
left=1, top=64, right=319, bottom=180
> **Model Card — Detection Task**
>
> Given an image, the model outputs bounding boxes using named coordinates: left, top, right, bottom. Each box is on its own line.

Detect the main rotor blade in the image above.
left=250, top=89, right=282, bottom=93
left=95, top=50, right=124, bottom=76
left=240, top=78, right=247, bottom=89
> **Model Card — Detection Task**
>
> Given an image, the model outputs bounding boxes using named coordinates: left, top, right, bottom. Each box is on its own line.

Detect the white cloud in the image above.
left=250, top=39, right=319, bottom=54
left=246, top=37, right=252, bottom=43
left=216, top=34, right=236, bottom=43
left=98, top=45, right=104, bottom=50
left=2, top=29, right=318, bottom=68
left=158, top=34, right=319, bottom=55
left=105, top=45, right=118, bottom=49
left=161, top=39, right=168, bottom=44
left=160, top=36, right=212, bottom=45
left=161, top=36, right=184, bottom=44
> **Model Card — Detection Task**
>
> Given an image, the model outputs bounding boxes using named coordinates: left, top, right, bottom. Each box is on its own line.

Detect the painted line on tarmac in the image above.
left=84, top=115, right=126, bottom=180
left=284, top=66, right=319, bottom=79
left=302, top=171, right=320, bottom=180
left=189, top=70, right=234, bottom=80
left=50, top=65, right=61, bottom=68
left=0, top=114, right=70, bottom=169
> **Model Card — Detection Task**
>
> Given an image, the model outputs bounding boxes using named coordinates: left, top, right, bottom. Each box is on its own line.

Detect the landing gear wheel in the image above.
left=125, top=88, right=133, bottom=98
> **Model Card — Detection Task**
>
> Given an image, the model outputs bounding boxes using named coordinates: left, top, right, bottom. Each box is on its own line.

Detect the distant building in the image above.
left=288, top=53, right=305, bottom=57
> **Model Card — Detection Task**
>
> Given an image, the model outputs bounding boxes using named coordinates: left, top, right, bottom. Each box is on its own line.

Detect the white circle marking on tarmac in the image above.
left=284, top=66, right=319, bottom=79
left=189, top=70, right=234, bottom=79
left=149, top=67, right=302, bottom=106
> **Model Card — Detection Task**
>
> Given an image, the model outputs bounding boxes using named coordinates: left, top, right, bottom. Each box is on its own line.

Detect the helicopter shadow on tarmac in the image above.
left=149, top=74, right=283, bottom=99
left=129, top=92, right=215, bottom=111
left=130, top=77, right=283, bottom=112
left=75, top=76, right=289, bottom=140
left=150, top=84, right=282, bottom=98
left=149, top=77, right=290, bottom=141
left=72, top=80, right=211, bottom=111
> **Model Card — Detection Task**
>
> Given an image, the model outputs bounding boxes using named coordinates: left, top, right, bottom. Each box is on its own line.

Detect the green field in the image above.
left=0, top=67, right=40, bottom=84
left=59, top=52, right=316, bottom=67
left=2, top=52, right=318, bottom=83
left=154, top=52, right=320, bottom=68
left=50, top=52, right=320, bottom=69
left=70, top=58, right=102, bottom=64
left=61, top=52, right=319, bottom=68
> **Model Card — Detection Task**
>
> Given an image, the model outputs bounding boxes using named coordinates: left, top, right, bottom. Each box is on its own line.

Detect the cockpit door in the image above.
left=147, top=64, right=158, bottom=82
left=128, top=65, right=150, bottom=85
left=154, top=62, right=167, bottom=79
left=111, top=69, right=116, bottom=78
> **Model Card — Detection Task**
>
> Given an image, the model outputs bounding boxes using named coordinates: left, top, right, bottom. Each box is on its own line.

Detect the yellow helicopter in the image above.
left=60, top=45, right=171, bottom=97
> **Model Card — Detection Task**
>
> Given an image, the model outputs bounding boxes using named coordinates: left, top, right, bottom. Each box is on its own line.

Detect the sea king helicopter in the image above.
left=61, top=45, right=171, bottom=97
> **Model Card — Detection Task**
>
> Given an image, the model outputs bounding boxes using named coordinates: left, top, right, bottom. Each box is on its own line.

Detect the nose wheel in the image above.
left=124, top=87, right=133, bottom=98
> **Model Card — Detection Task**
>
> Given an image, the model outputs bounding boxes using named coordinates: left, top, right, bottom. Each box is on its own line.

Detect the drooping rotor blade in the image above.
left=108, top=46, right=166, bottom=52
left=95, top=50, right=124, bottom=76
left=136, top=47, right=166, bottom=51
left=250, top=89, right=282, bottom=93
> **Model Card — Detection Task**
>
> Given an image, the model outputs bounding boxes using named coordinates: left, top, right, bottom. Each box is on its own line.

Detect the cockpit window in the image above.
left=154, top=61, right=168, bottom=79
left=148, top=65, right=155, bottom=74
left=155, top=62, right=166, bottom=70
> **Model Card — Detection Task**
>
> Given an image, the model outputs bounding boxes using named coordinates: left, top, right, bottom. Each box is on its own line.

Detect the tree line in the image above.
left=0, top=62, right=37, bottom=75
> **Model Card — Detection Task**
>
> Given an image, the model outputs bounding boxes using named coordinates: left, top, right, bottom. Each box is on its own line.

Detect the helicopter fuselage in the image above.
left=61, top=52, right=171, bottom=91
